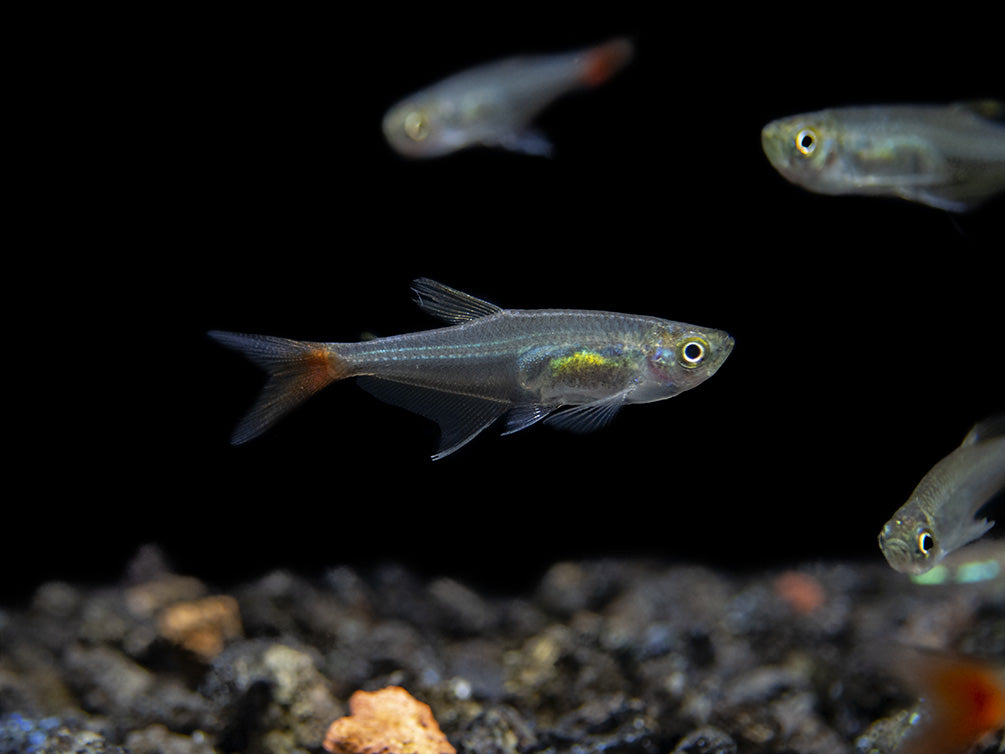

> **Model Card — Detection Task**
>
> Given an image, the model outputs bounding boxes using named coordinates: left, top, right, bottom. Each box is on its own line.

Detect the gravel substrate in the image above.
left=1, top=543, right=1002, bottom=753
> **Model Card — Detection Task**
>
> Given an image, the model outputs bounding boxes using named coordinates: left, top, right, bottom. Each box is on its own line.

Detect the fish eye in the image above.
left=679, top=338, right=708, bottom=368
left=917, top=529, right=935, bottom=557
left=795, top=128, right=817, bottom=156
left=404, top=110, right=430, bottom=141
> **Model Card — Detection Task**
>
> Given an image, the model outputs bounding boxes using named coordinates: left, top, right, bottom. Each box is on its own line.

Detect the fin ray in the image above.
left=411, top=278, right=503, bottom=324
left=502, top=405, right=558, bottom=435
left=208, top=331, right=347, bottom=444
left=544, top=390, right=631, bottom=434
left=357, top=377, right=507, bottom=460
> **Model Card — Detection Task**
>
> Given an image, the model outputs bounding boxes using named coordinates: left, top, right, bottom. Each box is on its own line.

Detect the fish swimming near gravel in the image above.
left=210, top=278, right=733, bottom=460
left=878, top=416, right=1005, bottom=575
left=382, top=38, right=633, bottom=158
left=761, top=101, right=1005, bottom=212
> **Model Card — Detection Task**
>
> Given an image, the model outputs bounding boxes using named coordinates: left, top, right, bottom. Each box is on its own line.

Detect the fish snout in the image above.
left=721, top=333, right=735, bottom=359
left=878, top=528, right=922, bottom=575
left=702, top=332, right=735, bottom=378
left=879, top=538, right=909, bottom=569
left=760, top=123, right=785, bottom=167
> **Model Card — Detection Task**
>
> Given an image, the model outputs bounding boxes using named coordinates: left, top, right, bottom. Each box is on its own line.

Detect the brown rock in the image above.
left=323, top=686, right=456, bottom=754
left=157, top=595, right=242, bottom=661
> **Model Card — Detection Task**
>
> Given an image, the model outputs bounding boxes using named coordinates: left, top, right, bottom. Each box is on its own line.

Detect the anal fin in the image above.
left=358, top=377, right=508, bottom=460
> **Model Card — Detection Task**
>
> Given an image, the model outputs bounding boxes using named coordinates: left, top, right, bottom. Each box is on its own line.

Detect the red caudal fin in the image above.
left=579, top=38, right=634, bottom=88
left=894, top=647, right=1005, bottom=754
left=209, top=331, right=350, bottom=444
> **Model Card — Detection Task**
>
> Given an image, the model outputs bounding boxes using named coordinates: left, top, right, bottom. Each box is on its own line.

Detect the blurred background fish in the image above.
left=761, top=101, right=1005, bottom=211
left=909, top=538, right=1005, bottom=586
left=382, top=37, right=633, bottom=158
left=878, top=416, right=1005, bottom=575
left=886, top=646, right=1005, bottom=754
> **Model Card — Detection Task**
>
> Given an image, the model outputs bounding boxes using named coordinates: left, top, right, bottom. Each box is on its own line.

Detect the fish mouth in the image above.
left=879, top=536, right=924, bottom=575
left=760, top=123, right=787, bottom=168
left=704, top=333, right=735, bottom=376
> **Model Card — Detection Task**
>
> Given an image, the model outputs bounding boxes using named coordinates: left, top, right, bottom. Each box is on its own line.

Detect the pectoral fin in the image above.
left=901, top=187, right=988, bottom=213
left=957, top=516, right=996, bottom=553
left=544, top=390, right=631, bottom=434
left=502, top=405, right=558, bottom=435
left=903, top=189, right=975, bottom=213
left=494, top=129, right=554, bottom=157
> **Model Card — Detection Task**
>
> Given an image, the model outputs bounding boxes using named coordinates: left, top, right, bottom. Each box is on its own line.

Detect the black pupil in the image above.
left=920, top=533, right=934, bottom=553
left=800, top=133, right=813, bottom=149
left=684, top=343, right=702, bottom=361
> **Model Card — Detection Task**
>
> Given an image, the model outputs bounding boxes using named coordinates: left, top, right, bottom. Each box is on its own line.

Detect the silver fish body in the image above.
left=879, top=417, right=1005, bottom=575
left=761, top=102, right=1005, bottom=211
left=210, top=278, right=733, bottom=459
left=382, top=38, right=633, bottom=158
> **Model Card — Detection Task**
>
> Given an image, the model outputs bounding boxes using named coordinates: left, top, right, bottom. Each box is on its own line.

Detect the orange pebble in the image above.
left=323, top=686, right=455, bottom=754
left=774, top=570, right=826, bottom=615
left=157, top=595, right=243, bottom=661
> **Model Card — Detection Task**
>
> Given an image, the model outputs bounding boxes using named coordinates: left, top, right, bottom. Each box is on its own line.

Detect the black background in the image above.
left=10, top=8, right=1002, bottom=604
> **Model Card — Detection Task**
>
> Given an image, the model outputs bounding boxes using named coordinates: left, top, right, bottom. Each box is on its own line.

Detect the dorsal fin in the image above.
left=961, top=414, right=1005, bottom=447
left=411, top=278, right=504, bottom=324
left=953, top=99, right=1004, bottom=122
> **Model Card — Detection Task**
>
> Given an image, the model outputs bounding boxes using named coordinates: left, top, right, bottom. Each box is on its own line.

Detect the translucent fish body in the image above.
left=761, top=102, right=1005, bottom=211
left=382, top=38, right=633, bottom=158
left=210, top=278, right=733, bottom=459
left=879, top=416, right=1005, bottom=574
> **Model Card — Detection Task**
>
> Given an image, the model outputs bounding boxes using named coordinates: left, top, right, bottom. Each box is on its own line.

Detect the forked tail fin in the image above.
left=208, top=331, right=349, bottom=444
left=580, top=37, right=634, bottom=88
